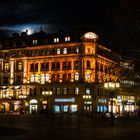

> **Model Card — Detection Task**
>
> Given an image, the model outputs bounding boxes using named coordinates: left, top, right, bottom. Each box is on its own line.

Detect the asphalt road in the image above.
left=0, top=114, right=140, bottom=140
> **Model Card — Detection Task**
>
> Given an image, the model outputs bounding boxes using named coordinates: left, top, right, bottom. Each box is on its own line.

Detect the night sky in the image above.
left=0, top=0, right=140, bottom=52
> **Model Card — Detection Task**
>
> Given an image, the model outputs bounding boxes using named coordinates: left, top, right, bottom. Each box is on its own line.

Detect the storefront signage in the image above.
left=98, top=98, right=106, bottom=103
left=84, top=101, right=92, bottom=104
left=127, top=100, right=134, bottom=105
left=55, top=98, right=75, bottom=103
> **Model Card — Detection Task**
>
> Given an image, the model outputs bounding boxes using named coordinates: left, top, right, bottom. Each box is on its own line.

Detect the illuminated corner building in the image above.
left=0, top=30, right=119, bottom=115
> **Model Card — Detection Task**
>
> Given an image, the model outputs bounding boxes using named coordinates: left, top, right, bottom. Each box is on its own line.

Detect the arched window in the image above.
left=63, top=48, right=67, bottom=54
left=57, top=48, right=61, bottom=54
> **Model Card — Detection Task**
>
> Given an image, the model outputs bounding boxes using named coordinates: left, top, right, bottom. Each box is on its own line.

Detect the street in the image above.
left=0, top=114, right=140, bottom=140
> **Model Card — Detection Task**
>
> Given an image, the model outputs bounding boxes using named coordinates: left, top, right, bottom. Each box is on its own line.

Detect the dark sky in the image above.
left=0, top=0, right=108, bottom=31
left=0, top=0, right=140, bottom=52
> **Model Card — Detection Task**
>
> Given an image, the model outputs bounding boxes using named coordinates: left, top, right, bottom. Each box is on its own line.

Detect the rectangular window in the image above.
left=32, top=40, right=37, bottom=45
left=54, top=37, right=59, bottom=43
left=85, top=74, right=90, bottom=81
left=75, top=72, right=79, bottom=81
left=4, top=63, right=9, bottom=71
left=17, top=62, right=22, bottom=71
left=75, top=87, right=79, bottom=94
left=65, top=37, right=70, bottom=41
left=35, top=74, right=38, bottom=82
left=63, top=48, right=67, bottom=54
left=76, top=47, right=79, bottom=53
left=30, top=74, right=34, bottom=82
left=74, top=60, right=79, bottom=69
left=45, top=74, right=49, bottom=82
left=86, top=88, right=90, bottom=94
left=41, top=74, right=45, bottom=84
left=62, top=88, right=67, bottom=95
left=56, top=88, right=60, bottom=95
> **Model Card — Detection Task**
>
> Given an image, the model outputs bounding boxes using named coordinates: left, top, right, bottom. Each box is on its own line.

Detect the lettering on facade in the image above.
left=55, top=98, right=75, bottom=103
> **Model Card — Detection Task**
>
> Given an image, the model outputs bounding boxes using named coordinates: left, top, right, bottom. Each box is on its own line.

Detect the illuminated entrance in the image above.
left=29, top=99, right=38, bottom=114
left=53, top=105, right=77, bottom=113
left=53, top=98, right=77, bottom=113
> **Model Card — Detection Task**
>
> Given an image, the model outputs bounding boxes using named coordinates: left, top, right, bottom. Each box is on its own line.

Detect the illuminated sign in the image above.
left=55, top=98, right=75, bottom=103
left=98, top=99, right=106, bottom=103
left=84, top=101, right=92, bottom=104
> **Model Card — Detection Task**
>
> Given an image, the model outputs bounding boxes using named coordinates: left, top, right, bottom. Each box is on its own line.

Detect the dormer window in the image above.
left=32, top=40, right=37, bottom=45
left=65, top=36, right=70, bottom=41
left=54, top=37, right=59, bottom=43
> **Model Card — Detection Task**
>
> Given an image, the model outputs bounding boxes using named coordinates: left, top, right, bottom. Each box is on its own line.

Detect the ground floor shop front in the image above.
left=0, top=95, right=139, bottom=115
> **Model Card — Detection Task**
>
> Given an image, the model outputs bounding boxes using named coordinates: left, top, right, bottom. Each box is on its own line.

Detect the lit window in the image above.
left=35, top=74, right=38, bottom=82
left=4, top=63, right=9, bottom=71
left=41, top=74, right=45, bottom=84
left=32, top=40, right=37, bottom=45
left=54, top=105, right=60, bottom=113
left=63, top=88, right=67, bottom=95
left=75, top=72, right=79, bottom=81
left=65, top=36, right=70, bottom=41
left=17, top=62, right=22, bottom=70
left=75, top=87, right=79, bottom=94
left=63, top=48, right=67, bottom=54
left=76, top=47, right=79, bottom=53
left=56, top=88, right=60, bottom=95
left=57, top=48, right=61, bottom=54
left=86, top=88, right=90, bottom=94
left=45, top=74, right=49, bottom=82
left=30, top=74, right=34, bottom=82
left=85, top=74, right=90, bottom=81
left=54, top=37, right=59, bottom=43
left=70, top=105, right=77, bottom=112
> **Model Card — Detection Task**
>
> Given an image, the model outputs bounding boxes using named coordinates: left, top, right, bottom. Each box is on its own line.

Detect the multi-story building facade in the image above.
left=118, top=58, right=140, bottom=114
left=0, top=30, right=120, bottom=115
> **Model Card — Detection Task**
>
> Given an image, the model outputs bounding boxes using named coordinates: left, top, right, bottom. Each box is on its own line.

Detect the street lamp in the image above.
left=104, top=82, right=120, bottom=126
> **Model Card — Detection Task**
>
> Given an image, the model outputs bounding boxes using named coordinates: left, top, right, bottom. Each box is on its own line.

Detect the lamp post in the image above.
left=104, top=82, right=120, bottom=126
